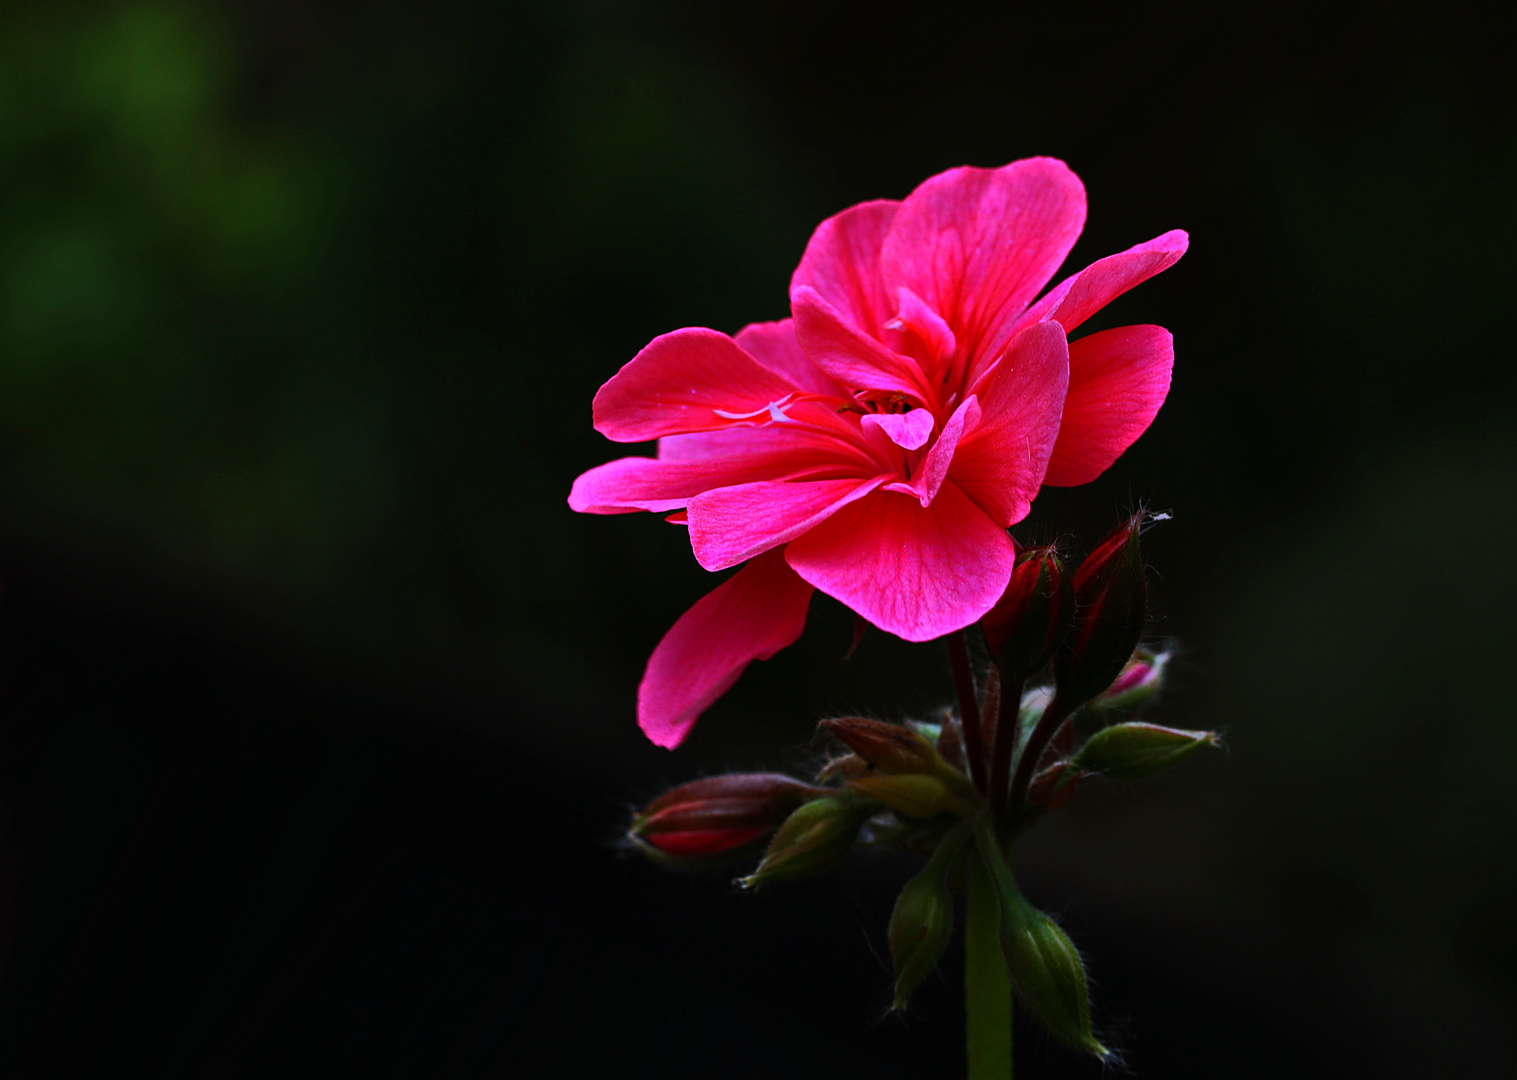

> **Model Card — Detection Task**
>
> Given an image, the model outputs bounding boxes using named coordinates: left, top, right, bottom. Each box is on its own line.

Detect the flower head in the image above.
left=570, top=158, right=1185, bottom=747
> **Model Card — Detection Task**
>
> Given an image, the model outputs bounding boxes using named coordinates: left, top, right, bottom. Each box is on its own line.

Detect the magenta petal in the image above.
left=950, top=321, right=1069, bottom=527
left=568, top=434, right=843, bottom=515
left=688, top=475, right=887, bottom=572
left=593, top=327, right=798, bottom=443
left=734, top=319, right=849, bottom=398
left=1017, top=229, right=1189, bottom=335
left=887, top=286, right=958, bottom=369
left=791, top=199, right=900, bottom=336
left=637, top=549, right=814, bottom=748
left=883, top=395, right=979, bottom=507
left=791, top=286, right=932, bottom=403
left=1043, top=324, right=1173, bottom=487
left=785, top=484, right=1015, bottom=641
left=882, top=158, right=1086, bottom=361
left=861, top=407, right=934, bottom=450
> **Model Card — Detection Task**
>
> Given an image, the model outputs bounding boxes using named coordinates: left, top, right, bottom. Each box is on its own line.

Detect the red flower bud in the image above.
left=981, top=547, right=1071, bottom=682
left=631, top=773, right=816, bottom=861
left=1055, top=514, right=1148, bottom=707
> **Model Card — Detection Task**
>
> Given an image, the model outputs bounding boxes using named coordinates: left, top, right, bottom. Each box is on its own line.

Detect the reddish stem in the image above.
left=945, top=630, right=988, bottom=793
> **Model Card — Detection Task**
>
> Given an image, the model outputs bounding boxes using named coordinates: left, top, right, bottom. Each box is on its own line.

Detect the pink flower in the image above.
left=570, top=158, right=1185, bottom=748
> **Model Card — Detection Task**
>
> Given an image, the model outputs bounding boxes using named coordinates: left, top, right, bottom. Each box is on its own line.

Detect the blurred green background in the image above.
left=1, top=1, right=1513, bottom=1076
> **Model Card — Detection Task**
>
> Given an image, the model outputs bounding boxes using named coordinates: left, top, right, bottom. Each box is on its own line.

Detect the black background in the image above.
left=1, top=1, right=1514, bottom=1076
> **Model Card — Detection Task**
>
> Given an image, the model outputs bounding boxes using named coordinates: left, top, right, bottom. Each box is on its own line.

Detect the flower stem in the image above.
left=965, top=844, right=1013, bottom=1080
left=1006, top=693, right=1072, bottom=811
left=946, top=630, right=988, bottom=793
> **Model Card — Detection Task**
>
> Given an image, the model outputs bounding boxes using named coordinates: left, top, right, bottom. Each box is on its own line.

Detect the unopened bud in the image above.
left=848, top=772, right=976, bottom=820
left=982, top=547, right=1071, bottom=684
left=1056, top=514, right=1148, bottom=707
left=1072, top=722, right=1218, bottom=780
left=822, top=717, right=942, bottom=775
left=975, top=821, right=1108, bottom=1060
left=889, top=820, right=973, bottom=1009
left=822, top=717, right=978, bottom=818
left=1027, top=762, right=1079, bottom=811
left=740, top=794, right=874, bottom=888
left=632, top=773, right=817, bottom=862
left=1090, top=648, right=1169, bottom=713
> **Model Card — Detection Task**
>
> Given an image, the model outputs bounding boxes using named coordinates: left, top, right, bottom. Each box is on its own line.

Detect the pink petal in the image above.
left=790, top=199, right=900, bottom=336
left=1043, top=324, right=1173, bottom=487
left=734, top=319, right=849, bottom=398
left=881, top=158, right=1086, bottom=363
left=688, top=475, right=887, bottom=571
left=886, top=286, right=958, bottom=370
left=861, top=407, right=934, bottom=450
left=784, top=483, right=1015, bottom=641
left=593, top=327, right=799, bottom=443
left=568, top=435, right=854, bottom=515
left=883, top=394, right=980, bottom=507
left=949, top=321, right=1069, bottom=527
left=1016, top=229, right=1189, bottom=335
left=791, top=286, right=933, bottom=403
left=637, top=548, right=814, bottom=748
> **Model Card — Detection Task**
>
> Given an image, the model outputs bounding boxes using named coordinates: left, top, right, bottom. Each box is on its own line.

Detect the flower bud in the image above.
left=1089, top=648, right=1169, bottom=714
left=981, top=547, right=1071, bottom=683
left=847, top=772, right=975, bottom=820
left=1072, top=722, right=1219, bottom=780
left=1055, top=514, right=1148, bottom=708
left=888, top=820, right=972, bottom=1009
left=631, top=773, right=817, bottom=862
left=739, top=794, right=875, bottom=888
left=1026, top=761, right=1079, bottom=811
left=821, top=716, right=942, bottom=775
left=822, top=717, right=978, bottom=818
left=974, top=821, right=1109, bottom=1060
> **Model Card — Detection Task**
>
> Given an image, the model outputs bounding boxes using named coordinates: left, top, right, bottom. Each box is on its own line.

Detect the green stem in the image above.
left=965, top=844, right=1013, bottom=1080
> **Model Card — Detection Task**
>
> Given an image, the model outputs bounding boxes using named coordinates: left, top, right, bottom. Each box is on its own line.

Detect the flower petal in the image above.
left=637, top=549, right=814, bottom=748
left=881, top=158, right=1086, bottom=363
left=790, top=199, right=899, bottom=336
left=791, top=286, right=934, bottom=403
left=688, top=475, right=887, bottom=571
left=882, top=394, right=980, bottom=507
left=1016, top=229, right=1189, bottom=335
left=949, top=321, right=1069, bottom=527
left=785, top=483, right=1015, bottom=641
left=734, top=318, right=849, bottom=398
left=593, top=327, right=799, bottom=443
left=887, top=286, right=958, bottom=370
left=861, top=407, right=935, bottom=450
left=1043, top=324, right=1173, bottom=487
left=569, top=436, right=849, bottom=515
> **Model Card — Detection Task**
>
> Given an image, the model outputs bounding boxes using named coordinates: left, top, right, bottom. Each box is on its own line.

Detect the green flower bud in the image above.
left=848, top=772, right=976, bottom=820
left=974, top=818, right=1109, bottom=1060
left=888, top=819, right=973, bottom=1009
left=739, top=794, right=874, bottom=889
left=1072, top=721, right=1219, bottom=780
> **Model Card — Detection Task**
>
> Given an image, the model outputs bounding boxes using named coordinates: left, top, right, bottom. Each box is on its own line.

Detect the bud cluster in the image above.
left=626, top=512, right=1219, bottom=1059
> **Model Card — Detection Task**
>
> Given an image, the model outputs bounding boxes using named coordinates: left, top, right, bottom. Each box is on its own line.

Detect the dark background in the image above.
left=1, top=1, right=1514, bottom=1076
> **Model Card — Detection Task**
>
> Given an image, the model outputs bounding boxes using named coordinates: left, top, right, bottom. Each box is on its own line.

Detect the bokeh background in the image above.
left=1, top=1, right=1513, bottom=1076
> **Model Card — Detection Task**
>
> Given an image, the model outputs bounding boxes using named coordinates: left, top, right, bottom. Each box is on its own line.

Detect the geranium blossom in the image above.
left=570, top=157, right=1185, bottom=748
